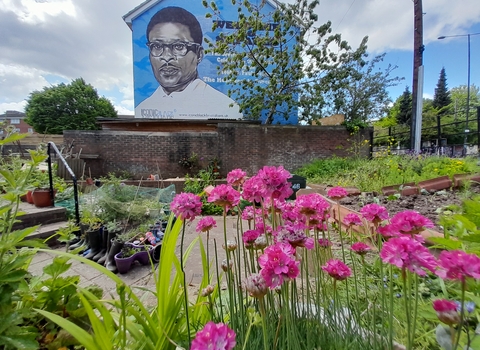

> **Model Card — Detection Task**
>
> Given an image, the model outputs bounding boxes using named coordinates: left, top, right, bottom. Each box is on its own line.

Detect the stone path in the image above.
left=28, top=215, right=244, bottom=302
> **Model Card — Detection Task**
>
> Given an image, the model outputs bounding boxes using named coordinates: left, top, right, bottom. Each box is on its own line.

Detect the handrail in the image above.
left=47, top=142, right=81, bottom=225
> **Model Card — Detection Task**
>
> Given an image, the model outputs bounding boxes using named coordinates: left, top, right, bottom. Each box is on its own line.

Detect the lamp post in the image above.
left=438, top=32, right=480, bottom=152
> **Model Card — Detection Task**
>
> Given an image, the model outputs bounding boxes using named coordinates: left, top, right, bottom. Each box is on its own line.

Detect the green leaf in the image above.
left=428, top=237, right=462, bottom=250
left=43, top=256, right=72, bottom=278
left=35, top=309, right=100, bottom=350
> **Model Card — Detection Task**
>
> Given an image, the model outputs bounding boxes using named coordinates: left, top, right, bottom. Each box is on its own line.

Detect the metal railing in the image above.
left=47, top=142, right=80, bottom=225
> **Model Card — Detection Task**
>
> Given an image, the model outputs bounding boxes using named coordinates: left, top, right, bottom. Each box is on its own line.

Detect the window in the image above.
left=10, top=118, right=20, bottom=124
left=28, top=128, right=33, bottom=133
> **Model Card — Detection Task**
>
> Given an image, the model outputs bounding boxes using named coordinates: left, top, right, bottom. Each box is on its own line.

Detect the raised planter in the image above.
left=382, top=182, right=416, bottom=196
left=453, top=173, right=480, bottom=188
left=418, top=176, right=452, bottom=193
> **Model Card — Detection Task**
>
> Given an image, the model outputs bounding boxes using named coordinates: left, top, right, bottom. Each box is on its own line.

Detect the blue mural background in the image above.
left=130, top=0, right=298, bottom=124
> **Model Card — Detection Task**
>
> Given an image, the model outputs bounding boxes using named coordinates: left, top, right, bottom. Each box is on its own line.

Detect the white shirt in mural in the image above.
left=135, top=79, right=242, bottom=120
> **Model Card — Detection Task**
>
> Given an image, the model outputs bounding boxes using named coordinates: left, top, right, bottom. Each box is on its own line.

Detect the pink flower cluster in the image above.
left=390, top=210, right=434, bottom=235
left=208, top=184, right=240, bottom=211
left=243, top=229, right=261, bottom=248
left=327, top=186, right=349, bottom=200
left=351, top=242, right=371, bottom=256
left=380, top=236, right=437, bottom=276
left=295, top=193, right=330, bottom=217
left=343, top=213, right=362, bottom=227
left=432, top=299, right=460, bottom=325
left=275, top=223, right=314, bottom=250
left=227, top=168, right=247, bottom=188
left=256, top=165, right=293, bottom=201
left=258, top=242, right=300, bottom=288
left=196, top=216, right=217, bottom=233
left=170, top=192, right=202, bottom=221
left=360, top=203, right=389, bottom=224
left=191, top=321, right=236, bottom=350
left=245, top=273, right=268, bottom=298
left=322, top=259, right=351, bottom=281
left=436, top=250, right=480, bottom=282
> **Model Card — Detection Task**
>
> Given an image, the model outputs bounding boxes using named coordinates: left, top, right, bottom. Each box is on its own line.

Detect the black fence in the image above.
left=373, top=106, right=480, bottom=157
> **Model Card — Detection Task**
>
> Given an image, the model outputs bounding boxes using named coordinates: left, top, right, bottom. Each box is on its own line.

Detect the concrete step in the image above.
left=13, top=202, right=67, bottom=230
left=26, top=220, right=70, bottom=246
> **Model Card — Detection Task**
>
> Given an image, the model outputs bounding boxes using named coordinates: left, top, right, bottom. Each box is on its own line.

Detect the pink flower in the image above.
left=327, top=186, right=349, bottom=200
left=295, top=193, right=330, bottom=217
left=436, top=250, right=480, bottom=282
left=343, top=213, right=363, bottom=227
left=243, top=229, right=261, bottom=248
left=380, top=236, right=437, bottom=276
left=322, top=259, right=351, bottom=281
left=227, top=168, right=247, bottom=187
left=360, top=203, right=389, bottom=224
left=196, top=216, right=217, bottom=233
left=275, top=223, right=314, bottom=250
left=242, top=175, right=263, bottom=203
left=170, top=192, right=202, bottom=221
left=191, top=321, right=236, bottom=350
left=390, top=210, right=434, bottom=235
left=256, top=165, right=293, bottom=201
left=351, top=242, right=371, bottom=255
left=245, top=273, right=268, bottom=298
left=208, top=184, right=240, bottom=211
left=377, top=223, right=400, bottom=238
left=258, top=242, right=299, bottom=288
left=432, top=299, right=461, bottom=325
left=318, top=238, right=332, bottom=248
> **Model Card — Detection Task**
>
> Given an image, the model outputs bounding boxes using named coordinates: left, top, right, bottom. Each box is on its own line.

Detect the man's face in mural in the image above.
left=148, top=22, right=203, bottom=94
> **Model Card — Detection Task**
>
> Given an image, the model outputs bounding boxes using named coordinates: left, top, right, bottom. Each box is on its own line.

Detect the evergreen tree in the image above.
left=397, top=86, right=412, bottom=125
left=432, top=67, right=452, bottom=111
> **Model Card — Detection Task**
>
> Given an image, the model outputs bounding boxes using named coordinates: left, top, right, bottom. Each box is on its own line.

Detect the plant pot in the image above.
left=26, top=190, right=34, bottom=204
left=114, top=252, right=136, bottom=274
left=114, top=245, right=153, bottom=274
left=32, top=188, right=56, bottom=208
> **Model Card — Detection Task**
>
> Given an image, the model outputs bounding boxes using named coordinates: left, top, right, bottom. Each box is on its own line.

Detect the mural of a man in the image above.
left=135, top=6, right=242, bottom=120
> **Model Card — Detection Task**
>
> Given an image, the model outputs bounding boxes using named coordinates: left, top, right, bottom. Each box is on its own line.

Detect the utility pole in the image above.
left=410, top=0, right=424, bottom=151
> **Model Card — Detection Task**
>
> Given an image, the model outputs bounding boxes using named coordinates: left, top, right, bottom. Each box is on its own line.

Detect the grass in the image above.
left=295, top=154, right=480, bottom=193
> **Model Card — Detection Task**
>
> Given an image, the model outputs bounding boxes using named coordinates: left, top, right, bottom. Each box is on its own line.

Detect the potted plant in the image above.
left=114, top=244, right=152, bottom=274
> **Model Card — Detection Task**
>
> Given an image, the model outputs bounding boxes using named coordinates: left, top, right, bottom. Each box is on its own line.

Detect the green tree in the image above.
left=203, top=0, right=365, bottom=124
left=432, top=67, right=451, bottom=113
left=397, top=86, right=412, bottom=126
left=25, top=78, right=117, bottom=134
left=311, top=49, right=403, bottom=124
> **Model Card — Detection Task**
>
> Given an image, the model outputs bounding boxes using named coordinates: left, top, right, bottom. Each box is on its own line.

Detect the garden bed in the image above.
left=338, top=184, right=480, bottom=232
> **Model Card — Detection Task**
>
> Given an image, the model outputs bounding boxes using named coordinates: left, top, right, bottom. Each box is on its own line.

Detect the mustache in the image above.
left=158, top=63, right=179, bottom=70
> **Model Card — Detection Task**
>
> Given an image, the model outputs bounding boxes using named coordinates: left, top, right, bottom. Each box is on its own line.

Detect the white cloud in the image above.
left=0, top=101, right=27, bottom=114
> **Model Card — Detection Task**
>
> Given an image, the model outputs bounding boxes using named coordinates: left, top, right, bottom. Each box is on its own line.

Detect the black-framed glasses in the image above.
left=146, top=41, right=201, bottom=57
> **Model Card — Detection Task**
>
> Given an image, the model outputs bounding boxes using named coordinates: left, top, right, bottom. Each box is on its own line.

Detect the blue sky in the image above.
left=0, top=0, right=479, bottom=116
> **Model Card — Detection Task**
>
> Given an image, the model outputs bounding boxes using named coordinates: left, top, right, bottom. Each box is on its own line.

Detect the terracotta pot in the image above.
left=32, top=188, right=56, bottom=208
left=26, top=190, right=34, bottom=204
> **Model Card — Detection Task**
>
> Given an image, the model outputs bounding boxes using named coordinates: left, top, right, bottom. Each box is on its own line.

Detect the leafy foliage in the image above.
left=25, top=78, right=117, bottom=134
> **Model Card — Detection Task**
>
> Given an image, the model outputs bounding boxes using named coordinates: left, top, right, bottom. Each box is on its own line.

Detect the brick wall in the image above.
left=64, top=124, right=371, bottom=179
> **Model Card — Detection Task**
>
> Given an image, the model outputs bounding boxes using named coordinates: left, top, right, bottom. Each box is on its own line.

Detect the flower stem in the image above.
left=180, top=223, right=191, bottom=345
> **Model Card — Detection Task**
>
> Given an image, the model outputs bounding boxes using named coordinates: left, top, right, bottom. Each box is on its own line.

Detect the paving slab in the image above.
left=27, top=215, right=246, bottom=303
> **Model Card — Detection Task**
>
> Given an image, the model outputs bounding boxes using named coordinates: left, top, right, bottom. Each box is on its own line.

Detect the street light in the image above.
left=438, top=32, right=480, bottom=150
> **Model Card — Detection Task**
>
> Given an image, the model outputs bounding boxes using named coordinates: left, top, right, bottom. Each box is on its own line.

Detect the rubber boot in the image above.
left=105, top=240, right=123, bottom=273
left=98, top=229, right=117, bottom=266
left=69, top=238, right=85, bottom=250
left=93, top=228, right=108, bottom=262
left=84, top=228, right=102, bottom=260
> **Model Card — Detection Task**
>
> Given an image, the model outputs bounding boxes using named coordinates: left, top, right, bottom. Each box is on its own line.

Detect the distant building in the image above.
left=0, top=110, right=35, bottom=136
